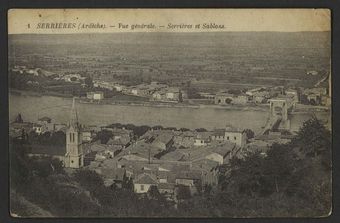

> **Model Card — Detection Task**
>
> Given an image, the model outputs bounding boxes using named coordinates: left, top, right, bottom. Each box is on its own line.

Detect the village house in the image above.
left=165, top=87, right=182, bottom=102
left=193, top=132, right=212, bottom=146
left=152, top=134, right=174, bottom=151
left=82, top=128, right=96, bottom=142
left=37, top=116, right=55, bottom=132
left=211, top=125, right=247, bottom=147
left=214, top=93, right=249, bottom=105
left=184, top=141, right=236, bottom=165
left=285, top=89, right=299, bottom=103
left=33, top=123, right=47, bottom=135
left=157, top=183, right=176, bottom=199
left=246, top=87, right=271, bottom=104
left=26, top=68, right=40, bottom=76
left=141, top=130, right=175, bottom=151
left=151, top=87, right=182, bottom=102
left=86, top=142, right=124, bottom=160
left=198, top=92, right=216, bottom=100
left=95, top=168, right=126, bottom=188
left=87, top=91, right=104, bottom=100
left=156, top=170, right=170, bottom=183
left=113, top=84, right=124, bottom=92
left=133, top=173, right=158, bottom=194
left=301, top=87, right=329, bottom=106
left=9, top=122, right=34, bottom=139
left=38, top=116, right=51, bottom=124
left=53, top=123, right=67, bottom=133
left=175, top=171, right=201, bottom=187
left=174, top=131, right=196, bottom=148
left=93, top=80, right=114, bottom=90
left=61, top=73, right=85, bottom=83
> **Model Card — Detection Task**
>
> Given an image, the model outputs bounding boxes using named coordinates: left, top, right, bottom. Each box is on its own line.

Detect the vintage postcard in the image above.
left=8, top=9, right=331, bottom=217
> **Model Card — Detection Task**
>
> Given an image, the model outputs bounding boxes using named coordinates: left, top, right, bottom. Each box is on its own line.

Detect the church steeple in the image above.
left=65, top=97, right=83, bottom=169
left=69, top=97, right=79, bottom=130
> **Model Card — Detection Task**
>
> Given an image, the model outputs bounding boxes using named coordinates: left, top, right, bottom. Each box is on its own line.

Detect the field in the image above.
left=8, top=32, right=331, bottom=91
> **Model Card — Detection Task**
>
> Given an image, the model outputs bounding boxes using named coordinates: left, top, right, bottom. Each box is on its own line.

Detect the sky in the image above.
left=8, top=9, right=331, bottom=34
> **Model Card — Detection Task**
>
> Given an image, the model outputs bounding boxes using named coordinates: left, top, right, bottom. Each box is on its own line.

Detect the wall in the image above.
left=175, top=178, right=194, bottom=186
left=134, top=183, right=153, bottom=193
left=224, top=131, right=247, bottom=147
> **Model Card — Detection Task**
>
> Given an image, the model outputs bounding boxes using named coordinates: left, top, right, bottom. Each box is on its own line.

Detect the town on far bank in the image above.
left=9, top=65, right=331, bottom=110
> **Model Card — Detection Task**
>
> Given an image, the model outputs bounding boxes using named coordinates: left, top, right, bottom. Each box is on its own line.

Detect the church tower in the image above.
left=65, top=97, right=84, bottom=168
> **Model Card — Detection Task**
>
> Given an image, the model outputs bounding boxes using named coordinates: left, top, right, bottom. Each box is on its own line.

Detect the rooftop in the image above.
left=38, top=116, right=52, bottom=122
left=176, top=170, right=201, bottom=180
left=134, top=173, right=158, bottom=185
left=225, top=125, right=243, bottom=133
left=158, top=183, right=175, bottom=190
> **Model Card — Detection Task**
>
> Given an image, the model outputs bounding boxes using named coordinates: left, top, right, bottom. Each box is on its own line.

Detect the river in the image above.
left=9, top=94, right=330, bottom=133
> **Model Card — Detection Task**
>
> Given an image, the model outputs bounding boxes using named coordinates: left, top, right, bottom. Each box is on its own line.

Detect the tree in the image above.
left=225, top=98, right=232, bottom=104
left=133, top=125, right=151, bottom=138
left=195, top=128, right=207, bottom=132
left=74, top=169, right=104, bottom=192
left=95, top=130, right=113, bottom=144
left=70, top=77, right=77, bottom=82
left=177, top=185, right=191, bottom=200
left=148, top=185, right=161, bottom=199
left=179, top=128, right=190, bottom=132
left=203, top=184, right=213, bottom=195
left=244, top=129, right=255, bottom=140
left=179, top=90, right=183, bottom=103
left=152, top=125, right=164, bottom=130
left=227, top=89, right=241, bottom=95
left=291, top=117, right=331, bottom=157
left=186, top=87, right=202, bottom=99
left=84, top=77, right=93, bottom=88
left=15, top=113, right=23, bottom=123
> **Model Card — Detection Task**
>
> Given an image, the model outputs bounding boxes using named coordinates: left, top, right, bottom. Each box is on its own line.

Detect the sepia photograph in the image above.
left=8, top=9, right=331, bottom=218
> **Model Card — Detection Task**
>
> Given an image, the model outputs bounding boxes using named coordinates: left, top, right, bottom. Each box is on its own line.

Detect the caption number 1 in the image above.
left=27, top=24, right=30, bottom=28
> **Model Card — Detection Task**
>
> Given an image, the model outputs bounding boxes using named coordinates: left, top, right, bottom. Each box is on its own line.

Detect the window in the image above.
left=140, top=185, right=144, bottom=191
left=227, top=136, right=229, bottom=140
left=70, top=133, right=72, bottom=142
left=234, top=136, right=237, bottom=140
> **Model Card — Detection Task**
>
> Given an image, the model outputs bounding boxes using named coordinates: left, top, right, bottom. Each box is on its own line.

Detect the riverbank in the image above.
left=9, top=89, right=330, bottom=113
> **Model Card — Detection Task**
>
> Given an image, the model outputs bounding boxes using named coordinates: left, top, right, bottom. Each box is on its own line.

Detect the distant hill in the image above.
left=8, top=32, right=331, bottom=89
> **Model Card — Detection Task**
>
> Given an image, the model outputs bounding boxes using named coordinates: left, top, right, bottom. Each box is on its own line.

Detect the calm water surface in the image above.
left=9, top=94, right=329, bottom=133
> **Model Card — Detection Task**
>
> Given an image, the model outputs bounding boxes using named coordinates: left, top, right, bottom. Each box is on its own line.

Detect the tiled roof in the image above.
left=225, top=125, right=243, bottom=133
left=176, top=170, right=201, bottom=180
left=99, top=168, right=126, bottom=181
left=106, top=136, right=130, bottom=146
left=38, top=116, right=51, bottom=122
left=158, top=183, right=175, bottom=190
left=134, top=173, right=158, bottom=185
left=154, top=134, right=174, bottom=144
left=195, top=132, right=212, bottom=140
left=89, top=144, right=108, bottom=152
left=212, top=129, right=225, bottom=136
left=210, top=142, right=236, bottom=157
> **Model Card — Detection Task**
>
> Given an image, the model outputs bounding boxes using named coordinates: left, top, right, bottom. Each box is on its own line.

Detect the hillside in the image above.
left=8, top=32, right=331, bottom=90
